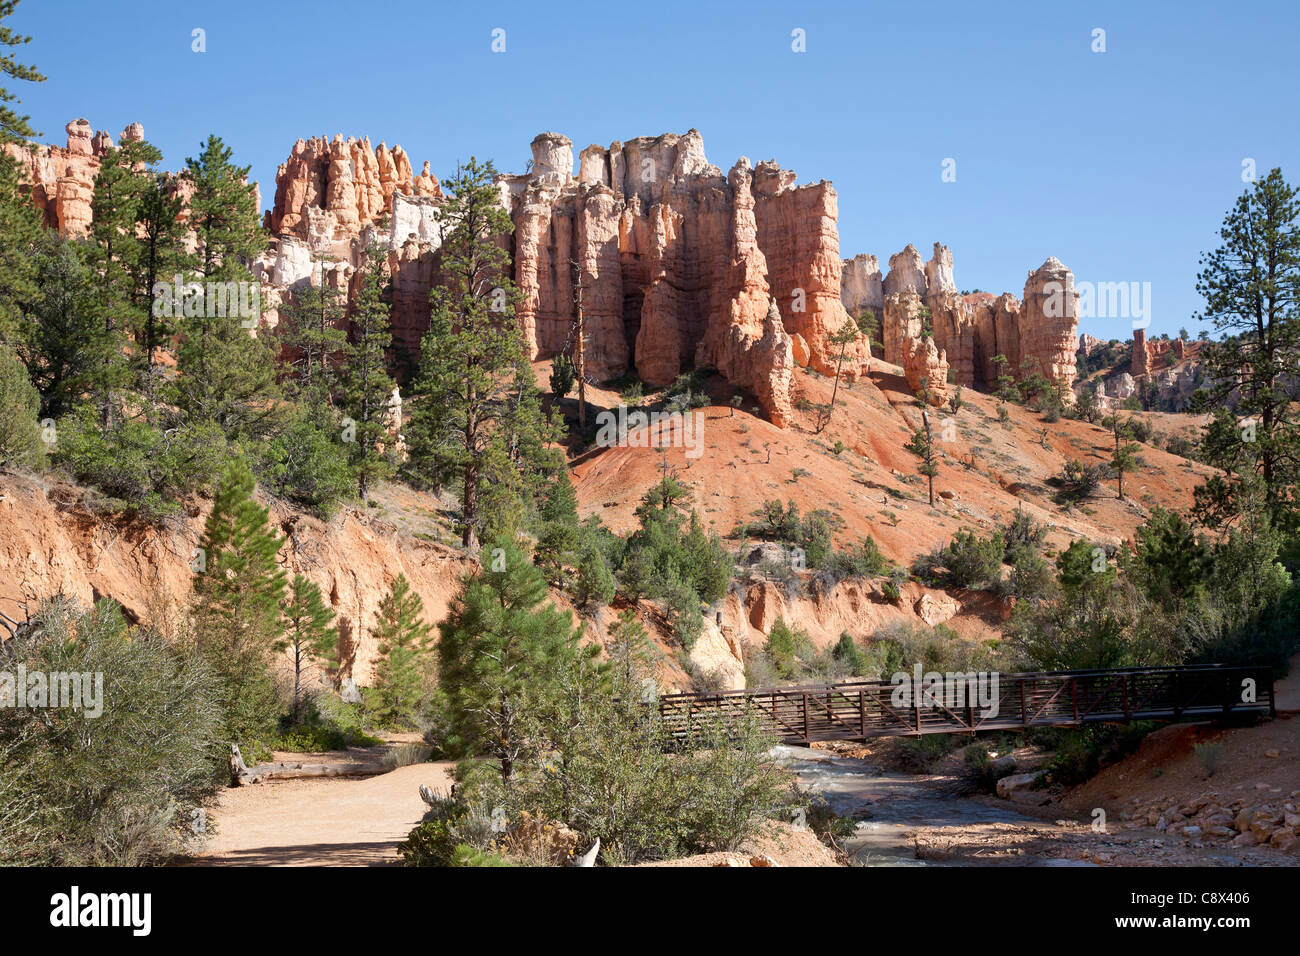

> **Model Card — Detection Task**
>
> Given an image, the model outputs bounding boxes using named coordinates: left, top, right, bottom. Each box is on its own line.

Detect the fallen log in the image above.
left=228, top=744, right=388, bottom=786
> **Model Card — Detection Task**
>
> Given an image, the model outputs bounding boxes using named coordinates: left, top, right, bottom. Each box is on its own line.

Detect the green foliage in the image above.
left=764, top=618, right=812, bottom=680
left=173, top=136, right=280, bottom=446
left=270, top=723, right=382, bottom=753
left=1193, top=168, right=1300, bottom=529
left=1059, top=458, right=1108, bottom=498
left=619, top=485, right=731, bottom=644
left=998, top=509, right=1047, bottom=563
left=368, top=574, right=433, bottom=729
left=276, top=277, right=348, bottom=402
left=575, top=545, right=616, bottom=608
left=861, top=621, right=1008, bottom=681
left=533, top=468, right=580, bottom=584
left=1040, top=722, right=1159, bottom=787
left=277, top=574, right=337, bottom=723
left=53, top=406, right=225, bottom=520
left=1070, top=386, right=1102, bottom=423
left=1123, top=507, right=1211, bottom=610
left=0, top=596, right=221, bottom=864
left=256, top=406, right=353, bottom=518
left=937, top=529, right=1005, bottom=589
left=339, top=241, right=396, bottom=501
left=406, top=158, right=550, bottom=547
left=190, top=458, right=286, bottom=750
left=436, top=538, right=597, bottom=779
left=903, top=424, right=939, bottom=505
left=821, top=537, right=891, bottom=582
left=738, top=498, right=837, bottom=569
left=495, top=631, right=790, bottom=865
left=549, top=352, right=575, bottom=399
left=0, top=339, right=43, bottom=468
left=831, top=632, right=867, bottom=676
left=1103, top=413, right=1143, bottom=499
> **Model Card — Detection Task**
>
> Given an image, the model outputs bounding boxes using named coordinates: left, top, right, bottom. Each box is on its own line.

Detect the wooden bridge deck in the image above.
left=656, top=664, right=1275, bottom=745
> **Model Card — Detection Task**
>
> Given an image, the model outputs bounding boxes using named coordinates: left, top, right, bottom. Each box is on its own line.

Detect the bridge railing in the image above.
left=655, top=664, right=1275, bottom=744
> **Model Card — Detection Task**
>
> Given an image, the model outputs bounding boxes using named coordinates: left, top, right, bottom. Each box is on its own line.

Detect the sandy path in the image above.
left=196, top=761, right=454, bottom=866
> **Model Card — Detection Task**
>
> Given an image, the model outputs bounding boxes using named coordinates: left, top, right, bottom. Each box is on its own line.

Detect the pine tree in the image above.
left=88, top=138, right=160, bottom=429
left=0, top=1, right=43, bottom=345
left=278, top=574, right=337, bottom=724
left=339, top=240, right=395, bottom=501
left=437, top=537, right=593, bottom=780
left=0, top=1, right=44, bottom=145
left=817, top=316, right=863, bottom=432
left=278, top=269, right=347, bottom=404
left=191, top=458, right=287, bottom=747
left=606, top=608, right=653, bottom=687
left=1193, top=169, right=1300, bottom=528
left=184, top=135, right=265, bottom=282
left=133, top=173, right=189, bottom=399
left=904, top=413, right=939, bottom=506
left=1103, top=413, right=1142, bottom=500
left=14, top=234, right=97, bottom=419
left=173, top=136, right=279, bottom=442
left=0, top=340, right=41, bottom=468
left=534, top=468, right=580, bottom=583
left=369, top=573, right=432, bottom=728
left=408, top=158, right=530, bottom=547
left=576, top=546, right=616, bottom=609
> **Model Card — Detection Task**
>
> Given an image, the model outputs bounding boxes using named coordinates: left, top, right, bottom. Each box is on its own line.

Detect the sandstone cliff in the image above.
left=5, top=119, right=124, bottom=236
left=859, top=241, right=1079, bottom=395
left=494, top=130, right=866, bottom=424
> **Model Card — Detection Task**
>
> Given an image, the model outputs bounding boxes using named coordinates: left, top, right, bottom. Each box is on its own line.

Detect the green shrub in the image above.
left=765, top=618, right=811, bottom=679
left=831, top=633, right=867, bottom=676
left=0, top=343, right=45, bottom=470
left=54, top=407, right=226, bottom=520
left=383, top=742, right=433, bottom=769
left=939, top=529, right=1005, bottom=589
left=0, top=597, right=222, bottom=864
left=823, top=537, right=890, bottom=582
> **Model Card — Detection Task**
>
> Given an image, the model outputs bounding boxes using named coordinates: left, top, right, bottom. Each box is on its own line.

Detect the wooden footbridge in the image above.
left=657, top=664, right=1276, bottom=745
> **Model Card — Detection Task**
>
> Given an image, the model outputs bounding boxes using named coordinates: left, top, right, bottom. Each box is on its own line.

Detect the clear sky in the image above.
left=9, top=0, right=1299, bottom=341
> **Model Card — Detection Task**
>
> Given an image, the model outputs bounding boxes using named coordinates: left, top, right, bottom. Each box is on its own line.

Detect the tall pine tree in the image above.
left=173, top=136, right=280, bottom=443
left=278, top=573, right=337, bottom=724
left=369, top=574, right=432, bottom=728
left=437, top=538, right=594, bottom=780
left=339, top=240, right=395, bottom=500
left=408, top=159, right=544, bottom=548
left=1193, top=169, right=1300, bottom=529
left=191, top=458, right=287, bottom=747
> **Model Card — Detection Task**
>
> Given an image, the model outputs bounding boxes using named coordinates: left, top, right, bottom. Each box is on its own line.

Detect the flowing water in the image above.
left=773, top=745, right=1096, bottom=866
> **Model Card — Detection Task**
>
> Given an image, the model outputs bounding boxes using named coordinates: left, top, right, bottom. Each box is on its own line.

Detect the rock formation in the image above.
left=1131, top=327, right=1153, bottom=378
left=902, top=335, right=949, bottom=407
left=860, top=242, right=1079, bottom=395
left=259, top=133, right=446, bottom=359
left=490, top=129, right=864, bottom=424
left=841, top=253, right=883, bottom=319
left=1019, top=256, right=1082, bottom=386
left=3, top=119, right=121, bottom=236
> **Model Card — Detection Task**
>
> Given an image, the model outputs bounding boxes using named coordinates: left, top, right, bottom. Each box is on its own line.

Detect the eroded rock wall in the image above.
left=497, top=129, right=864, bottom=424
left=866, top=242, right=1078, bottom=395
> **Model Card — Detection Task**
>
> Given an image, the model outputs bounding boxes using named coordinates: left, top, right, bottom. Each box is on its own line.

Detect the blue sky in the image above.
left=9, top=0, right=1298, bottom=340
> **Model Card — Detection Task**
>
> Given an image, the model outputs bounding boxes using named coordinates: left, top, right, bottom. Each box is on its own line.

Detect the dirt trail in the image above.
left=196, top=761, right=453, bottom=866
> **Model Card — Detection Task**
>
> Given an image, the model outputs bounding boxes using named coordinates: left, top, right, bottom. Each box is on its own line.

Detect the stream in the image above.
left=773, top=745, right=1096, bottom=866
